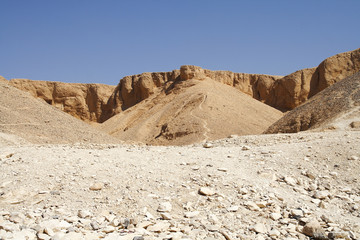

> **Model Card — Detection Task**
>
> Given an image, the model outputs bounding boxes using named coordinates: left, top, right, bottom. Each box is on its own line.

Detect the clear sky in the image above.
left=1, top=0, right=359, bottom=85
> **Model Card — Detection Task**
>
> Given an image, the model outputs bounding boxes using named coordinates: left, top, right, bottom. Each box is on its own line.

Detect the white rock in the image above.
left=270, top=213, right=282, bottom=220
left=89, top=182, right=103, bottom=191
left=314, top=190, right=330, bottom=199
left=269, top=228, right=280, bottom=237
left=203, top=142, right=213, bottom=148
left=157, top=202, right=172, bottom=212
left=160, top=212, right=172, bottom=220
left=348, top=155, right=359, bottom=160
left=245, top=201, right=260, bottom=211
left=147, top=222, right=170, bottom=232
left=185, top=211, right=200, bottom=218
left=251, top=223, right=267, bottom=233
left=78, top=210, right=92, bottom=218
left=199, top=187, right=215, bottom=196
left=227, top=206, right=239, bottom=212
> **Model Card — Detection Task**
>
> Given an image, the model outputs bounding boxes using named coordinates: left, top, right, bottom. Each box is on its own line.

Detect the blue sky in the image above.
left=1, top=0, right=359, bottom=85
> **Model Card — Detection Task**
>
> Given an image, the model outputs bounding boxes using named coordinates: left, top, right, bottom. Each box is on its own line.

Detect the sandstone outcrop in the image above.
left=6, top=48, right=360, bottom=128
left=106, top=48, right=360, bottom=117
left=266, top=48, right=360, bottom=111
left=265, top=71, right=360, bottom=133
left=8, top=79, right=116, bottom=123
left=100, top=77, right=283, bottom=145
left=0, top=81, right=120, bottom=144
left=0, top=75, right=7, bottom=83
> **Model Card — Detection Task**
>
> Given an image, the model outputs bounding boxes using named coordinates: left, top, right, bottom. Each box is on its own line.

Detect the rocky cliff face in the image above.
left=7, top=48, right=360, bottom=123
left=0, top=75, right=7, bottom=83
left=8, top=79, right=116, bottom=123
left=265, top=71, right=360, bottom=133
left=266, top=48, right=360, bottom=111
left=107, top=48, right=360, bottom=115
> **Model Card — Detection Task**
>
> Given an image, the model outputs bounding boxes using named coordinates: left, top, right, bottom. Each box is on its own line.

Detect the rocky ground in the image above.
left=0, top=130, right=359, bottom=240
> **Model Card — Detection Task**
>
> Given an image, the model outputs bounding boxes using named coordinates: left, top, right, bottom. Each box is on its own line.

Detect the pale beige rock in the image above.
left=266, top=70, right=360, bottom=134
left=199, top=187, right=216, bottom=196
left=302, top=220, right=326, bottom=238
left=147, top=222, right=170, bottom=232
left=9, top=79, right=116, bottom=123
left=89, top=182, right=103, bottom=191
left=157, top=202, right=172, bottom=212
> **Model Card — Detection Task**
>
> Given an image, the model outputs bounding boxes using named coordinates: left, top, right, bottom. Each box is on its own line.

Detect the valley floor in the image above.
left=0, top=130, right=359, bottom=239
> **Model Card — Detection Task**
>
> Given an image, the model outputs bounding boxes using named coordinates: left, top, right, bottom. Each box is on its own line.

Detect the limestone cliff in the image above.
left=265, top=71, right=360, bottom=133
left=7, top=48, right=360, bottom=123
left=266, top=48, right=360, bottom=111
left=0, top=75, right=7, bottom=83
left=107, top=48, right=360, bottom=115
left=8, top=79, right=116, bottom=123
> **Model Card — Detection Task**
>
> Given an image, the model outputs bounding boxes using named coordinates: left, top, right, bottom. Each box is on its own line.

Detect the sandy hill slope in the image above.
left=0, top=82, right=121, bottom=145
left=99, top=76, right=283, bottom=145
left=7, top=48, right=360, bottom=123
left=265, top=71, right=360, bottom=134
left=8, top=79, right=116, bottom=123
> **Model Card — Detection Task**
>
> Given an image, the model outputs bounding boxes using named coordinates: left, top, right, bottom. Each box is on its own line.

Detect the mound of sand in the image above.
left=265, top=71, right=360, bottom=133
left=99, top=77, right=283, bottom=145
left=0, top=82, right=120, bottom=145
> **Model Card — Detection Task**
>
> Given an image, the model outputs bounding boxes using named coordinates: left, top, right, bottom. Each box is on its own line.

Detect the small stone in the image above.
left=157, top=202, right=172, bottom=212
left=203, top=142, right=213, bottom=148
left=251, top=223, right=267, bottom=234
left=206, top=224, right=220, bottom=232
left=290, top=209, right=303, bottom=217
left=245, top=201, right=260, bottom=211
left=199, top=187, right=215, bottom=196
left=185, top=211, right=199, bottom=218
left=147, top=222, right=170, bottom=232
left=78, top=210, right=92, bottom=218
left=270, top=213, right=282, bottom=220
left=217, top=168, right=228, bottom=172
left=91, top=221, right=100, bottom=230
left=242, top=146, right=250, bottom=150
left=160, top=212, right=172, bottom=220
left=348, top=155, right=359, bottom=161
left=89, top=182, right=103, bottom=191
left=314, top=190, right=330, bottom=199
left=256, top=201, right=267, bottom=208
left=102, top=226, right=115, bottom=233
left=269, top=228, right=280, bottom=237
left=133, top=237, right=144, bottom=240
left=284, top=176, right=297, bottom=186
left=350, top=121, right=360, bottom=128
left=303, top=220, right=326, bottom=238
left=227, top=206, right=239, bottom=212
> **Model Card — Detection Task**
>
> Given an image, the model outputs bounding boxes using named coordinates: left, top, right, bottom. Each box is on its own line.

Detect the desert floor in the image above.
left=0, top=130, right=359, bottom=240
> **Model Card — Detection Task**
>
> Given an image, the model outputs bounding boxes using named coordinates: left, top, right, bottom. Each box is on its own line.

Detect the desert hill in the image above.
left=265, top=71, right=360, bottom=134
left=0, top=81, right=120, bottom=145
left=8, top=48, right=360, bottom=123
left=2, top=48, right=359, bottom=145
left=99, top=73, right=283, bottom=145
left=8, top=79, right=116, bottom=123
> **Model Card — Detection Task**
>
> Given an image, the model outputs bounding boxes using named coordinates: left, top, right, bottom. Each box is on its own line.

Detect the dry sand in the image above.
left=0, top=82, right=120, bottom=145
left=99, top=78, right=283, bottom=145
left=0, top=130, right=359, bottom=239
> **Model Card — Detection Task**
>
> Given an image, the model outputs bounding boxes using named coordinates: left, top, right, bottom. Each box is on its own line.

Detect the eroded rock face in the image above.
left=180, top=65, right=206, bottom=80
left=265, top=71, right=360, bottom=133
left=0, top=75, right=7, bottom=83
left=8, top=79, right=116, bottom=123
left=266, top=48, right=360, bottom=111
left=7, top=48, right=360, bottom=123
left=108, top=48, right=360, bottom=116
